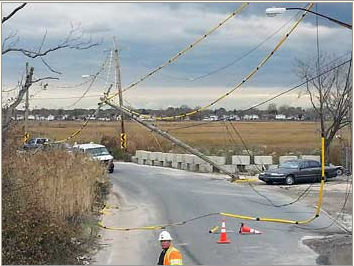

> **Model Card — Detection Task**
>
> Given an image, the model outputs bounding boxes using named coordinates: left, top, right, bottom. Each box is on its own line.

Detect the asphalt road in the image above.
left=93, top=162, right=345, bottom=265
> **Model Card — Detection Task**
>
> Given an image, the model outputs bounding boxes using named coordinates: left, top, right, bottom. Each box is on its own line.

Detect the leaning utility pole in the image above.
left=113, top=37, right=127, bottom=151
left=101, top=97, right=240, bottom=181
left=24, top=64, right=30, bottom=136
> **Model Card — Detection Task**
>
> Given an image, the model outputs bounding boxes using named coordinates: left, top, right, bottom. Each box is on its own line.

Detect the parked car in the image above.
left=73, top=143, right=114, bottom=173
left=24, top=138, right=50, bottom=150
left=258, top=159, right=338, bottom=185
left=329, top=164, right=350, bottom=176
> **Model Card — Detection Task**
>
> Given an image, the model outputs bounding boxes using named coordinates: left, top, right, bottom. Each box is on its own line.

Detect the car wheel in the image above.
left=285, top=175, right=295, bottom=185
left=336, top=168, right=343, bottom=176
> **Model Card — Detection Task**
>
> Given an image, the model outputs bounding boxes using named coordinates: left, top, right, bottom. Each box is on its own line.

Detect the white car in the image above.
left=73, top=143, right=114, bottom=173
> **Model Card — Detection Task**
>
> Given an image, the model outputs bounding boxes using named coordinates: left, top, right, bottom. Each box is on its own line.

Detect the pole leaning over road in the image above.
left=113, top=37, right=127, bottom=151
left=102, top=97, right=240, bottom=180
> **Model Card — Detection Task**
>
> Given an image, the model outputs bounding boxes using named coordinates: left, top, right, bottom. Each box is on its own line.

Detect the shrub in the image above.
left=2, top=126, right=110, bottom=264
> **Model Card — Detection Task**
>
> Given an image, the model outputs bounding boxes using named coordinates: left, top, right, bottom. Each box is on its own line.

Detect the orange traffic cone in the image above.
left=217, top=219, right=231, bottom=244
left=239, top=223, right=262, bottom=234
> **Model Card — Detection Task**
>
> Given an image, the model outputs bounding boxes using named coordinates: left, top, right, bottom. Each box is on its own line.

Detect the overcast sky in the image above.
left=2, top=2, right=352, bottom=111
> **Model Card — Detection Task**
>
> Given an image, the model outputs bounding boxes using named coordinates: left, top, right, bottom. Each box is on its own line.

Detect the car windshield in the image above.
left=86, top=147, right=110, bottom=156
left=279, top=161, right=299, bottom=169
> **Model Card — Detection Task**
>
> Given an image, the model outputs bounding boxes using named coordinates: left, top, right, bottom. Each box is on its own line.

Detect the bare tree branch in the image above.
left=2, top=23, right=101, bottom=58
left=2, top=3, right=27, bottom=24
left=32, top=76, right=59, bottom=83
left=296, top=53, right=352, bottom=163
left=40, top=57, right=62, bottom=75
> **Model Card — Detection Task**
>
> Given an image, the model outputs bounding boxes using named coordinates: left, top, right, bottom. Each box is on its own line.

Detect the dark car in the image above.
left=24, top=138, right=50, bottom=150
left=258, top=159, right=338, bottom=185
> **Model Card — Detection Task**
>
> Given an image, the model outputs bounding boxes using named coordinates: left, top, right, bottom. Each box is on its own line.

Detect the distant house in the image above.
left=47, top=115, right=55, bottom=121
left=140, top=115, right=155, bottom=122
left=275, top=114, right=286, bottom=120
left=16, top=115, right=24, bottom=120
left=243, top=114, right=259, bottom=120
left=228, top=115, right=240, bottom=121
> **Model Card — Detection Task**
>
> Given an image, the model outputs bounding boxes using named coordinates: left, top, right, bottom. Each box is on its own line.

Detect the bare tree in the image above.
left=2, top=3, right=27, bottom=24
left=296, top=53, right=352, bottom=163
left=2, top=3, right=100, bottom=133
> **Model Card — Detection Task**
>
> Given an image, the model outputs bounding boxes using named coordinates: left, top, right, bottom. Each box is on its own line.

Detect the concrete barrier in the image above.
left=184, top=154, right=196, bottom=164
left=194, top=156, right=206, bottom=164
left=207, top=156, right=226, bottom=165
left=166, top=153, right=176, bottom=162
left=301, top=155, right=321, bottom=162
left=199, top=164, right=213, bottom=173
left=220, top=164, right=238, bottom=174
left=136, top=150, right=149, bottom=160
left=279, top=155, right=298, bottom=164
left=155, top=152, right=164, bottom=162
left=163, top=161, right=172, bottom=167
left=131, top=156, right=138, bottom=164
left=176, top=154, right=185, bottom=163
left=254, top=156, right=273, bottom=165
left=188, top=163, right=197, bottom=172
left=172, top=161, right=179, bottom=169
left=137, top=158, right=145, bottom=165
left=245, top=164, right=262, bottom=173
left=232, top=155, right=250, bottom=165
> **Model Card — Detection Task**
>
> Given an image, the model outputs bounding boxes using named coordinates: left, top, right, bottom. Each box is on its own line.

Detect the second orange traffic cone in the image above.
left=239, top=223, right=262, bottom=234
left=217, top=219, right=231, bottom=244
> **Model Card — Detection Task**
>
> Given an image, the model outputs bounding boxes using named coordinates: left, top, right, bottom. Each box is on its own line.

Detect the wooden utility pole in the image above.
left=24, top=63, right=30, bottom=135
left=102, top=97, right=240, bottom=181
left=113, top=37, right=127, bottom=151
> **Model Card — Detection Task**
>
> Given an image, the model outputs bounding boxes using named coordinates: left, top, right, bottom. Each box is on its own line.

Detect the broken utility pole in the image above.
left=101, top=97, right=239, bottom=181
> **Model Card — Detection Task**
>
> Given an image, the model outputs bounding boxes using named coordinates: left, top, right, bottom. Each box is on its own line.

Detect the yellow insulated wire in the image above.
left=117, top=3, right=314, bottom=121
left=105, top=3, right=249, bottom=100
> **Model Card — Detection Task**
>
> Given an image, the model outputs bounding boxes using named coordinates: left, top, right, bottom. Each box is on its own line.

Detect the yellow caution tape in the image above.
left=209, top=226, right=220, bottom=233
left=113, top=3, right=314, bottom=121
left=233, top=179, right=258, bottom=183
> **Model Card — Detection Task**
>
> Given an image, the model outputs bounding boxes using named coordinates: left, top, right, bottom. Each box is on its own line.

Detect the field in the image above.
left=24, top=120, right=350, bottom=164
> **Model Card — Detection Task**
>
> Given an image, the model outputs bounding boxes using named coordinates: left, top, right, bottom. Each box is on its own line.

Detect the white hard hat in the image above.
left=158, top=230, right=173, bottom=241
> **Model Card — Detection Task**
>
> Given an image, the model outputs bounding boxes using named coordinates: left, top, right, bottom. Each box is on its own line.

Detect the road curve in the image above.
left=93, top=162, right=343, bottom=265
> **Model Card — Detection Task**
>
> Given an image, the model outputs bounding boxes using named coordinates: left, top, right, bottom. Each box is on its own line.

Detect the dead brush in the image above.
left=2, top=129, right=110, bottom=264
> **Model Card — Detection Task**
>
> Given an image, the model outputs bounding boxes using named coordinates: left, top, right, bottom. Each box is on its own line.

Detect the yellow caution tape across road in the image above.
left=98, top=136, right=325, bottom=230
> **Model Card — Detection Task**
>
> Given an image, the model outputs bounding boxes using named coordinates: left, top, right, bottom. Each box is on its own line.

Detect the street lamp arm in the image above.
left=286, top=7, right=352, bottom=30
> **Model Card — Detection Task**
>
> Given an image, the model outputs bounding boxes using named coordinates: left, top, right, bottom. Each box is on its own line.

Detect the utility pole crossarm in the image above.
left=102, top=98, right=239, bottom=180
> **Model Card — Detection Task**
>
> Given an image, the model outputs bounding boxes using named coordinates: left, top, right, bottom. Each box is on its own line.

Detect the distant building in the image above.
left=47, top=115, right=55, bottom=121
left=228, top=115, right=240, bottom=121
left=243, top=114, right=259, bottom=120
left=275, top=114, right=286, bottom=120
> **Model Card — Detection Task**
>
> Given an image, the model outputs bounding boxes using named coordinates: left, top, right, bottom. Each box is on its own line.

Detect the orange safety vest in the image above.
left=163, top=245, right=182, bottom=265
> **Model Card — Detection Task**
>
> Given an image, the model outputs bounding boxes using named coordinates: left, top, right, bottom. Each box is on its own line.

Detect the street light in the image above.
left=265, top=7, right=352, bottom=30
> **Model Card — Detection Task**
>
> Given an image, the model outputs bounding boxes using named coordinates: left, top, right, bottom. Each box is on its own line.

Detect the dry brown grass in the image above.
left=26, top=120, right=350, bottom=159
left=2, top=125, right=110, bottom=264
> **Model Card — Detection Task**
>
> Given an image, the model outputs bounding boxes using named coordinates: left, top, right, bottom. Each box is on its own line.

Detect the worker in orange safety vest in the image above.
left=157, top=231, right=183, bottom=265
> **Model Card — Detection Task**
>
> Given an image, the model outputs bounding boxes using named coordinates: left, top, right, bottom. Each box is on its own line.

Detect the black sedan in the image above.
left=258, top=159, right=338, bottom=185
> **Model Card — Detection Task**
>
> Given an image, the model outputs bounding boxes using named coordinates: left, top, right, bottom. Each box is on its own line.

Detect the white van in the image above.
left=73, top=143, right=114, bottom=173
